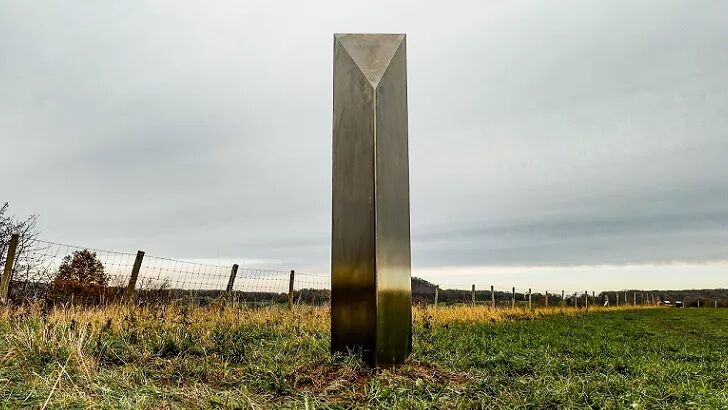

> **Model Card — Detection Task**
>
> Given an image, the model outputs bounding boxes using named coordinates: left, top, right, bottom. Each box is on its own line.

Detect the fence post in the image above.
left=471, top=284, right=476, bottom=306
left=288, top=270, right=295, bottom=309
left=545, top=290, right=549, bottom=308
left=512, top=287, right=516, bottom=308
left=616, top=292, right=619, bottom=306
left=633, top=292, right=636, bottom=306
left=434, top=285, right=439, bottom=307
left=528, top=288, right=532, bottom=310
left=561, top=290, right=565, bottom=306
left=490, top=285, right=495, bottom=308
left=226, top=264, right=239, bottom=293
left=123, top=250, right=145, bottom=303
left=584, top=290, right=588, bottom=311
left=573, top=292, right=577, bottom=308
left=0, top=234, right=19, bottom=304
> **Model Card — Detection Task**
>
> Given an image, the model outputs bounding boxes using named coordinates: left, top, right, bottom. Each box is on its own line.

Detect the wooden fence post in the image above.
left=616, top=292, right=619, bottom=306
left=123, top=250, right=145, bottom=303
left=512, top=287, right=516, bottom=308
left=584, top=290, right=588, bottom=310
left=573, top=292, right=577, bottom=308
left=471, top=284, right=476, bottom=306
left=561, top=290, right=565, bottom=306
left=0, top=234, right=19, bottom=304
left=490, top=285, right=495, bottom=308
left=434, top=285, right=439, bottom=307
left=288, top=270, right=295, bottom=309
left=633, top=292, right=636, bottom=306
left=545, top=290, right=549, bottom=308
left=528, top=288, right=532, bottom=310
left=226, top=264, right=239, bottom=293
left=715, top=299, right=718, bottom=308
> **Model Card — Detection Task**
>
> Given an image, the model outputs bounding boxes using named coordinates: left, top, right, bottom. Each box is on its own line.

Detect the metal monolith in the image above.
left=331, top=33, right=411, bottom=367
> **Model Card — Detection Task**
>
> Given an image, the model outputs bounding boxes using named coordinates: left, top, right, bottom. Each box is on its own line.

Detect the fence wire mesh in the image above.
left=2, top=237, right=334, bottom=305
left=1, top=236, right=663, bottom=307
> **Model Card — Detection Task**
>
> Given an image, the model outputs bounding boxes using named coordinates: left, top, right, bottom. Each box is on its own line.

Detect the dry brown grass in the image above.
left=417, top=303, right=658, bottom=325
left=0, top=301, right=672, bottom=408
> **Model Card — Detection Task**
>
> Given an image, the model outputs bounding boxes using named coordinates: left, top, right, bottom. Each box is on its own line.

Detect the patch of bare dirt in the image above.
left=293, top=358, right=469, bottom=401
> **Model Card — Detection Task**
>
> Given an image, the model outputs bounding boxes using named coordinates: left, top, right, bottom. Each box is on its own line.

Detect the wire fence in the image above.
left=0, top=235, right=707, bottom=307
left=0, top=237, right=331, bottom=305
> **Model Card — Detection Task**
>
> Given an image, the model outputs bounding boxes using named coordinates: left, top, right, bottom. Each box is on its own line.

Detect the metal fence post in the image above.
left=471, top=284, right=476, bottom=306
left=288, top=270, right=295, bottom=309
left=123, top=250, right=145, bottom=303
left=434, top=285, right=439, bottom=307
left=226, top=264, right=239, bottom=293
left=0, top=234, right=19, bottom=304
left=490, top=285, right=495, bottom=308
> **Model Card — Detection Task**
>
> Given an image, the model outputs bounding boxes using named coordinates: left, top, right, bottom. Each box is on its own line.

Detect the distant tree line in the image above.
left=413, top=277, right=728, bottom=307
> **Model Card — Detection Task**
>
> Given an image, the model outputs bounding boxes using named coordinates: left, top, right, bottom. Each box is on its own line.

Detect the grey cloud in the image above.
left=1, top=1, right=727, bottom=275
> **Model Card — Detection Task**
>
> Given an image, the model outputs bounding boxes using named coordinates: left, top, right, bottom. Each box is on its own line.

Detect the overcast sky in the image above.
left=2, top=1, right=727, bottom=292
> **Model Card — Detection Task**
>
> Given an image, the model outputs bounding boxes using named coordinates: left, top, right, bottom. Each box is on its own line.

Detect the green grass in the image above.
left=0, top=305, right=726, bottom=409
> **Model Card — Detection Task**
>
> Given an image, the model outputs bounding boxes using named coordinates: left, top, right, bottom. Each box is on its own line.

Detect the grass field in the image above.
left=1, top=303, right=726, bottom=409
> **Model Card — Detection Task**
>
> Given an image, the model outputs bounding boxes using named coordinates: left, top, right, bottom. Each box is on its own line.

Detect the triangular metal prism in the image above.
left=335, top=33, right=405, bottom=87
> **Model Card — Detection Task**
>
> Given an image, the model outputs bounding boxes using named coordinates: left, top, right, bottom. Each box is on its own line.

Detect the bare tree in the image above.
left=0, top=202, right=42, bottom=293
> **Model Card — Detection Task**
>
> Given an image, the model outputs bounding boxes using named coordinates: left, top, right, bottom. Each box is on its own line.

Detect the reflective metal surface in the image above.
left=331, top=33, right=411, bottom=367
